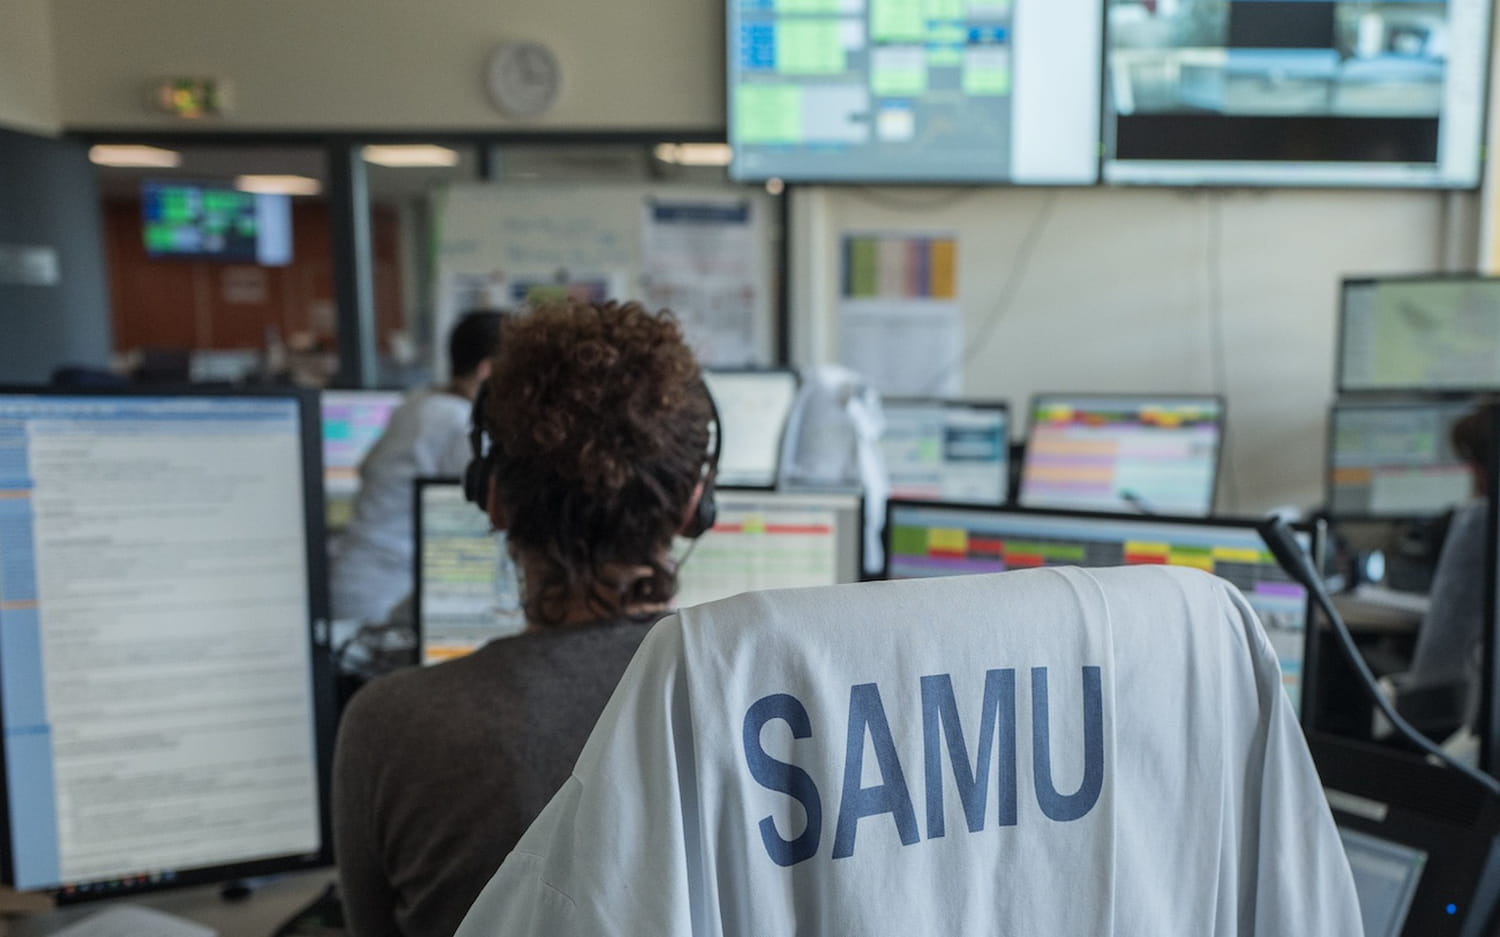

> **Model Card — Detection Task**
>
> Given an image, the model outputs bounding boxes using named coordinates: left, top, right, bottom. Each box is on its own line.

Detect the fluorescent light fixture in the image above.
left=88, top=145, right=181, bottom=168
left=362, top=145, right=461, bottom=167
left=653, top=143, right=733, bottom=167
left=234, top=175, right=322, bottom=197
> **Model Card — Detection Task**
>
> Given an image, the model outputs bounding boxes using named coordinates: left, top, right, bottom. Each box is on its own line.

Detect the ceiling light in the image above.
left=234, top=175, right=322, bottom=197
left=653, top=143, right=733, bottom=167
left=362, top=145, right=461, bottom=168
left=88, top=145, right=181, bottom=168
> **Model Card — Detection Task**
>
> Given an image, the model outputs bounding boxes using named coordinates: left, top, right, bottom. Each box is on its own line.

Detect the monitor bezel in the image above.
left=881, top=499, right=1323, bottom=710
left=1336, top=274, right=1500, bottom=396
left=702, top=366, right=801, bottom=491
left=880, top=397, right=1011, bottom=508
left=1019, top=392, right=1227, bottom=517
left=1322, top=397, right=1481, bottom=523
left=0, top=384, right=336, bottom=902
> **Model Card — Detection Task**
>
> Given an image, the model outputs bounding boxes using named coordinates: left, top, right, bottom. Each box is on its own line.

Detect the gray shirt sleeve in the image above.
left=334, top=692, right=404, bottom=937
left=1408, top=501, right=1488, bottom=698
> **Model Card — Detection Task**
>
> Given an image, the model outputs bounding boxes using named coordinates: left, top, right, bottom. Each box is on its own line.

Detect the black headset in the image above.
left=464, top=377, right=721, bottom=538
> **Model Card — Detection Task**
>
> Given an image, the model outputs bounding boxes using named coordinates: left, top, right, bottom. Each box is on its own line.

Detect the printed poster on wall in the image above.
left=641, top=198, right=769, bottom=367
left=838, top=233, right=962, bottom=397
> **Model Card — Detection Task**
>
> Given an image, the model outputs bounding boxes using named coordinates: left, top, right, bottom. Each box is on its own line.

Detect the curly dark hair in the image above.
left=484, top=300, right=712, bottom=628
left=1453, top=403, right=1496, bottom=475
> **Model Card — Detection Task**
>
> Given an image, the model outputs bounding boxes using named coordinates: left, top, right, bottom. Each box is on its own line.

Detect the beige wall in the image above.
left=793, top=186, right=1477, bottom=514
left=50, top=0, right=723, bottom=130
left=0, top=0, right=58, bottom=134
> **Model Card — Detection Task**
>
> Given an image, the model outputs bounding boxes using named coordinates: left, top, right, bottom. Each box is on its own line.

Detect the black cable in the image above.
left=919, top=189, right=1060, bottom=395
left=1258, top=517, right=1500, bottom=797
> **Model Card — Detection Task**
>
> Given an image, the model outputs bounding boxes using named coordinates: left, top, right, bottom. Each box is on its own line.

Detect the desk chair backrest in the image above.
left=455, top=566, right=1362, bottom=937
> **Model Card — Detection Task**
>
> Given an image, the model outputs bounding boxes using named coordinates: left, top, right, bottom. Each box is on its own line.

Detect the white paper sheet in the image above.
left=838, top=298, right=962, bottom=397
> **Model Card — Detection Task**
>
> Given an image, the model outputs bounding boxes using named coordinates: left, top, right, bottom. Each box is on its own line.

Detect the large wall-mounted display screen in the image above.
left=1103, top=0, right=1490, bottom=187
left=728, top=0, right=1103, bottom=184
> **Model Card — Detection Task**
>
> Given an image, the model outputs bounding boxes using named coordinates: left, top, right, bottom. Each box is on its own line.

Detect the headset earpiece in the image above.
left=464, top=383, right=495, bottom=509
left=680, top=377, right=721, bottom=539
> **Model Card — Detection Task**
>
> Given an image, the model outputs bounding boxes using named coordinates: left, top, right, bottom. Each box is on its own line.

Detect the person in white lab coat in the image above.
left=330, top=310, right=506, bottom=626
left=453, top=565, right=1363, bottom=937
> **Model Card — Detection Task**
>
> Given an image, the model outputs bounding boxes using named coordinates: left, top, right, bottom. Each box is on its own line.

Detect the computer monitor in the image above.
left=727, top=0, right=1103, bottom=184
left=703, top=369, right=799, bottom=489
left=141, top=179, right=293, bottom=266
left=0, top=388, right=333, bottom=900
left=1311, top=733, right=1500, bottom=937
left=320, top=390, right=403, bottom=530
left=881, top=399, right=1010, bottom=506
left=1339, top=277, right=1500, bottom=393
left=413, top=480, right=524, bottom=666
left=1103, top=0, right=1490, bottom=188
left=1328, top=400, right=1477, bottom=519
left=674, top=490, right=864, bottom=610
left=1019, top=395, right=1224, bottom=516
left=884, top=503, right=1317, bottom=707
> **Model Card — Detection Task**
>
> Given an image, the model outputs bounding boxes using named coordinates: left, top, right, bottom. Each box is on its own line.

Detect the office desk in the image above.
left=1332, top=590, right=1423, bottom=636
left=7, top=871, right=335, bottom=937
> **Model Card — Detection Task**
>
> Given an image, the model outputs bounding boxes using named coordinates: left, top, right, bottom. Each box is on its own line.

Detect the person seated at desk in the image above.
left=332, top=300, right=719, bottom=937
left=1399, top=403, right=1493, bottom=737
left=330, top=309, right=506, bottom=626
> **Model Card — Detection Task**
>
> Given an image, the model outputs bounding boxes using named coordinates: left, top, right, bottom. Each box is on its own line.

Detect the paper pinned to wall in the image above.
left=838, top=233, right=962, bottom=397
left=641, top=198, right=769, bottom=367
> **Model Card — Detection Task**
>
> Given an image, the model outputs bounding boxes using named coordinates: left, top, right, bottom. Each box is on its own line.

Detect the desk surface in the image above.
left=8, top=871, right=336, bottom=937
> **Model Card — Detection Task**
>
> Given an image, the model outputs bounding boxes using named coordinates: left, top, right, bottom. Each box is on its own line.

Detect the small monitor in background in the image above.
left=702, top=369, right=799, bottom=488
left=881, top=399, right=1009, bottom=506
left=1328, top=400, right=1476, bottom=518
left=1019, top=394, right=1224, bottom=517
left=141, top=179, right=293, bottom=266
left=674, top=490, right=864, bottom=609
left=414, top=480, right=524, bottom=666
left=1339, top=277, right=1500, bottom=393
left=884, top=503, right=1317, bottom=707
left=0, top=389, right=332, bottom=898
left=320, top=390, right=405, bottom=530
left=1339, top=828, right=1427, bottom=937
left=1312, top=733, right=1500, bottom=937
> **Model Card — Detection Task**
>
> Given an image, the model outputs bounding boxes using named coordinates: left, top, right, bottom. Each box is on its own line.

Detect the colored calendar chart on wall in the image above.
left=841, top=234, right=957, bottom=299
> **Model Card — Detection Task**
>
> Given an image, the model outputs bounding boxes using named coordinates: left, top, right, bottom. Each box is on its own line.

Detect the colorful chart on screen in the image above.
left=1019, top=395, right=1223, bottom=517
left=728, top=0, right=1102, bottom=183
left=1328, top=401, right=1475, bottom=518
left=884, top=504, right=1313, bottom=706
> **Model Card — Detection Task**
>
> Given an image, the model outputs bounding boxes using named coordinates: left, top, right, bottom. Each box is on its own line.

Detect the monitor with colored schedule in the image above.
left=674, top=490, right=864, bottom=609
left=881, top=399, right=1009, bottom=505
left=320, top=390, right=404, bottom=530
left=728, top=0, right=1102, bottom=183
left=414, top=480, right=525, bottom=666
left=141, top=180, right=293, bottom=266
left=0, top=389, right=332, bottom=899
left=1019, top=395, right=1223, bottom=517
left=1328, top=400, right=1475, bottom=518
left=884, top=503, right=1317, bottom=707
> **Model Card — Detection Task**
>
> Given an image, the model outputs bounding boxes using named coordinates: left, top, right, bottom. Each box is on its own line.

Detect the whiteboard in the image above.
left=432, top=182, right=777, bottom=373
